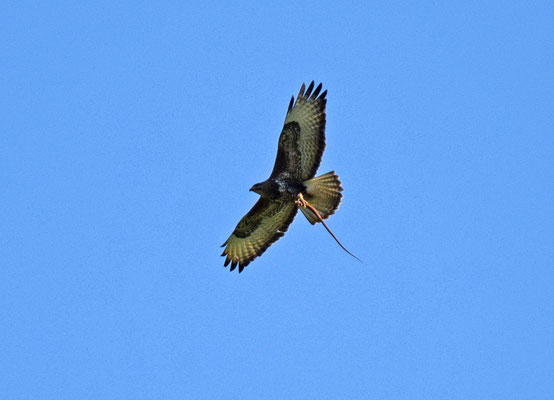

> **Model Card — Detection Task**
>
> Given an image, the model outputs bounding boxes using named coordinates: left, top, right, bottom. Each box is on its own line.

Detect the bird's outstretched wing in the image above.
left=221, top=199, right=298, bottom=272
left=270, top=81, right=327, bottom=181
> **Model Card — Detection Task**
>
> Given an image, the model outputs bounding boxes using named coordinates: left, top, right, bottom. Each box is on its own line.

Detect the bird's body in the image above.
left=221, top=82, right=344, bottom=272
left=250, top=175, right=306, bottom=201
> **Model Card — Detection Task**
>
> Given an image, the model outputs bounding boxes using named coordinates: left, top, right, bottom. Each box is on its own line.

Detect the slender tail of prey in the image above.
left=296, top=193, right=362, bottom=263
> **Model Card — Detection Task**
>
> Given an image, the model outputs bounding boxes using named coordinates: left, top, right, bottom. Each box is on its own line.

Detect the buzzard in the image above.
left=221, top=82, right=357, bottom=272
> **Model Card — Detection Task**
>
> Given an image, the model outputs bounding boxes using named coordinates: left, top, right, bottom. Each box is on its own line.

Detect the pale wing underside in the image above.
left=221, top=199, right=298, bottom=272
left=270, top=82, right=327, bottom=181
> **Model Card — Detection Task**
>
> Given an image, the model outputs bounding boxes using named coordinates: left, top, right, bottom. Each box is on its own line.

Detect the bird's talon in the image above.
left=296, top=193, right=307, bottom=207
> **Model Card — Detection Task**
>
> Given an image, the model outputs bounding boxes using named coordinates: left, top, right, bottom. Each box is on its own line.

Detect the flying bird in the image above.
left=221, top=82, right=358, bottom=272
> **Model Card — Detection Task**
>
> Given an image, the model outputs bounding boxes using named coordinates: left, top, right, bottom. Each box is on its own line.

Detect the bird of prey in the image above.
left=221, top=82, right=356, bottom=272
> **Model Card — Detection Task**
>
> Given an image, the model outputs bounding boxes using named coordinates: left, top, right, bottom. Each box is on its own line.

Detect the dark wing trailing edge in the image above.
left=270, top=81, right=327, bottom=181
left=221, top=199, right=298, bottom=272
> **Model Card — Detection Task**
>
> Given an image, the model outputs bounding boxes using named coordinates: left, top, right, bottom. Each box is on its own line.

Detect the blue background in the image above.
left=2, top=1, right=553, bottom=398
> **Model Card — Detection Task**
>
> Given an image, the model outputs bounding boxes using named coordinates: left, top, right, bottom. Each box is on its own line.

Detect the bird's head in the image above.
left=249, top=180, right=276, bottom=197
left=249, top=182, right=264, bottom=195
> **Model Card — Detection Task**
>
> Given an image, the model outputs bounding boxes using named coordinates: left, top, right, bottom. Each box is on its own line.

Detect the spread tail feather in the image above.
left=300, top=171, right=343, bottom=225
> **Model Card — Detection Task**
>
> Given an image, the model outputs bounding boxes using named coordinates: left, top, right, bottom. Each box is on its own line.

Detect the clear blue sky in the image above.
left=2, top=1, right=553, bottom=399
